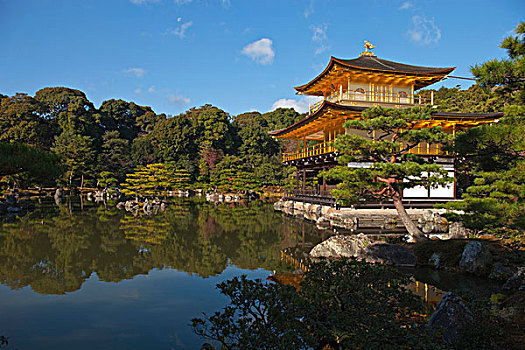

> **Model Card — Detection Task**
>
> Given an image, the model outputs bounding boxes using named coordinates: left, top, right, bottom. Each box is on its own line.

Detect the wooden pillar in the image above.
left=296, top=169, right=300, bottom=190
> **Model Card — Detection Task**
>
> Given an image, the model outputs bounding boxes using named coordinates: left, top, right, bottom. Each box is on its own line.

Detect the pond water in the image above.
left=0, top=197, right=501, bottom=349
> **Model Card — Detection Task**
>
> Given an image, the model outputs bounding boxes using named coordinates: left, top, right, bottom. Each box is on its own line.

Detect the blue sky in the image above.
left=1, top=0, right=523, bottom=116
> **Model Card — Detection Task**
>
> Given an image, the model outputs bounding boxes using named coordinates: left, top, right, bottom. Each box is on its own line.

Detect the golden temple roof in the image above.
left=294, top=56, right=455, bottom=95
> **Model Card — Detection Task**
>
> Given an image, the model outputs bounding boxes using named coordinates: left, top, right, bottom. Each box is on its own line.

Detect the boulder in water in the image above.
left=309, top=234, right=372, bottom=259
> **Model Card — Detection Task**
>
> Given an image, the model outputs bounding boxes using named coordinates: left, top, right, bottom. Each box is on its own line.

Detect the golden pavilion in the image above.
left=269, top=42, right=503, bottom=207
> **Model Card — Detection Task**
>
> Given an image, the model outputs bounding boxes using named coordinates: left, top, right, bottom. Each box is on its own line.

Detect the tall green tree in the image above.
left=0, top=93, right=53, bottom=148
left=52, top=126, right=96, bottom=188
left=471, top=22, right=525, bottom=105
left=325, top=106, right=453, bottom=240
left=97, top=131, right=133, bottom=181
left=150, top=115, right=197, bottom=163
left=98, top=99, right=158, bottom=140
left=186, top=105, right=237, bottom=155
left=443, top=23, right=525, bottom=234
left=35, top=87, right=100, bottom=140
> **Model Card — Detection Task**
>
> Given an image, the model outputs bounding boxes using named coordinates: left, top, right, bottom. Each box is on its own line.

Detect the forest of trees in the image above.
left=0, top=90, right=301, bottom=190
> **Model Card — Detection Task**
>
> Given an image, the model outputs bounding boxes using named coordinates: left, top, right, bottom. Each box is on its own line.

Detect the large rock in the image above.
left=459, top=241, right=493, bottom=275
left=361, top=242, right=416, bottom=267
left=309, top=235, right=415, bottom=266
left=309, top=234, right=371, bottom=259
left=428, top=292, right=473, bottom=344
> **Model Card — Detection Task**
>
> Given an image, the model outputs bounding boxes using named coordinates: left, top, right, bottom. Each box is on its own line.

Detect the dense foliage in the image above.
left=439, top=22, right=525, bottom=235
left=0, top=141, right=62, bottom=188
left=192, top=259, right=440, bottom=350
left=0, top=88, right=301, bottom=190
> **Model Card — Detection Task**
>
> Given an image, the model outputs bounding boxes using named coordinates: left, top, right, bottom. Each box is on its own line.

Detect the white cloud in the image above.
left=271, top=96, right=321, bottom=114
left=124, top=67, right=146, bottom=77
left=315, top=44, right=329, bottom=55
left=175, top=21, right=193, bottom=38
left=221, top=0, right=231, bottom=7
left=174, top=0, right=194, bottom=4
left=164, top=20, right=193, bottom=38
left=311, top=24, right=327, bottom=42
left=304, top=0, right=314, bottom=18
left=310, top=24, right=330, bottom=55
left=407, top=15, right=441, bottom=45
left=147, top=85, right=156, bottom=93
left=241, top=38, right=275, bottom=65
left=168, top=94, right=190, bottom=105
left=130, top=0, right=161, bottom=5
left=134, top=88, right=142, bottom=94
left=399, top=1, right=413, bottom=10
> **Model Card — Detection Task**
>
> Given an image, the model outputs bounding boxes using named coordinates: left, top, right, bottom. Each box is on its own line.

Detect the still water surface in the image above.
left=0, top=197, right=501, bottom=349
left=0, top=197, right=321, bottom=349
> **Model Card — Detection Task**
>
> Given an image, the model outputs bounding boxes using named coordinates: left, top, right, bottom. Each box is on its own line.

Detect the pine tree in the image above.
left=324, top=106, right=453, bottom=240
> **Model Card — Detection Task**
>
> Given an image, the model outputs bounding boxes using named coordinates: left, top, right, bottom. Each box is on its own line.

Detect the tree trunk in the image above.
left=392, top=193, right=426, bottom=242
left=69, top=169, right=73, bottom=190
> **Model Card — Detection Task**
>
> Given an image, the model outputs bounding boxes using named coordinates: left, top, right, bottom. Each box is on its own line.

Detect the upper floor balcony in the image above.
left=308, top=89, right=434, bottom=115
left=282, top=140, right=448, bottom=163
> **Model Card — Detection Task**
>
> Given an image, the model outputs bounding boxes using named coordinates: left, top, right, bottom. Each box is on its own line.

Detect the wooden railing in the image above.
left=406, top=143, right=449, bottom=156
left=282, top=141, right=336, bottom=162
left=282, top=141, right=449, bottom=163
left=309, top=90, right=433, bottom=115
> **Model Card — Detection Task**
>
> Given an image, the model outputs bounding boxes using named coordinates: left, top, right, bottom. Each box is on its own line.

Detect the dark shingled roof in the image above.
left=295, top=55, right=456, bottom=93
left=334, top=56, right=455, bottom=75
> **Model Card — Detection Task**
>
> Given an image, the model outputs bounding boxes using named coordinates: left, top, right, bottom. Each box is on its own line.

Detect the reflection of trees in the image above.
left=0, top=197, right=318, bottom=294
left=197, top=201, right=299, bottom=271
left=120, top=212, right=171, bottom=245
left=0, top=202, right=151, bottom=294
